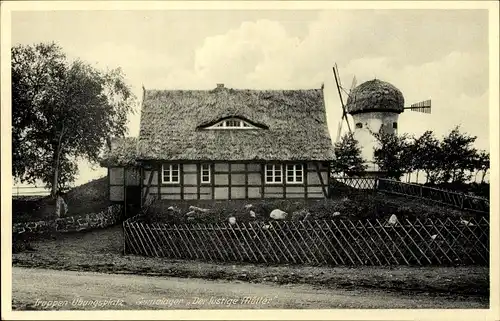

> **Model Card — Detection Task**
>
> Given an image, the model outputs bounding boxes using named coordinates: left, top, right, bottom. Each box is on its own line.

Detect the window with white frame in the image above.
left=265, top=164, right=282, bottom=183
left=201, top=164, right=211, bottom=183
left=206, top=118, right=257, bottom=129
left=162, top=164, right=180, bottom=184
left=286, top=164, right=303, bottom=183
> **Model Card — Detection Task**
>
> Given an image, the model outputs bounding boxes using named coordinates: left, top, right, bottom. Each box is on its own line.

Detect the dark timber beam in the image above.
left=314, top=162, right=328, bottom=198
left=211, top=163, right=215, bottom=200
left=157, top=164, right=161, bottom=200
left=303, top=162, right=308, bottom=200
left=123, top=167, right=127, bottom=219
left=197, top=163, right=201, bottom=200
left=261, top=164, right=265, bottom=198
left=139, top=167, right=143, bottom=207
left=283, top=164, right=287, bottom=199
left=142, top=167, right=154, bottom=205
left=180, top=164, right=184, bottom=200
left=228, top=164, right=232, bottom=200
left=245, top=163, right=249, bottom=199
left=327, top=162, right=332, bottom=198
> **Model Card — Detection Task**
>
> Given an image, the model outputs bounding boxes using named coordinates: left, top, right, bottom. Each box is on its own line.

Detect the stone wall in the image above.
left=12, top=204, right=122, bottom=235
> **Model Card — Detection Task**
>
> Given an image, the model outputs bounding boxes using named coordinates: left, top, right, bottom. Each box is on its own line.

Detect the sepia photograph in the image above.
left=1, top=1, right=499, bottom=320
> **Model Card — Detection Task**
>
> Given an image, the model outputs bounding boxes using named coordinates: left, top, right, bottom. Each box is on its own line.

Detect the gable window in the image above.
left=225, top=119, right=241, bottom=127
left=162, top=164, right=180, bottom=184
left=201, top=164, right=211, bottom=184
left=356, top=122, right=363, bottom=129
left=286, top=164, right=303, bottom=184
left=205, top=118, right=258, bottom=129
left=265, top=164, right=282, bottom=184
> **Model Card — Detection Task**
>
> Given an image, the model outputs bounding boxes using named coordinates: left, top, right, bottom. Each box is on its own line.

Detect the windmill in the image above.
left=333, top=64, right=432, bottom=141
left=331, top=63, right=432, bottom=174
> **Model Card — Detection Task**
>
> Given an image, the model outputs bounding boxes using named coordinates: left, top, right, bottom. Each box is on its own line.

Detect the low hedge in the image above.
left=136, top=192, right=477, bottom=226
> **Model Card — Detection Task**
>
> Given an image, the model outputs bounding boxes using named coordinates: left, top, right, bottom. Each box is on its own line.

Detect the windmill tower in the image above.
left=332, top=64, right=431, bottom=176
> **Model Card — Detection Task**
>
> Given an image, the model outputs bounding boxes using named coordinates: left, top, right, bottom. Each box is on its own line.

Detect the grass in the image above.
left=12, top=225, right=489, bottom=297
left=12, top=177, right=112, bottom=223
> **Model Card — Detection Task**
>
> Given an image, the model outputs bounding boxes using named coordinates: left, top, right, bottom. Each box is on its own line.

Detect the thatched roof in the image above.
left=100, top=137, right=138, bottom=167
left=137, top=86, right=334, bottom=161
left=346, top=79, right=404, bottom=115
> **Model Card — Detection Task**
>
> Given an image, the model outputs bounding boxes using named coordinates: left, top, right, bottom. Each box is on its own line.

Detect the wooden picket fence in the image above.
left=123, top=216, right=489, bottom=266
left=330, top=176, right=379, bottom=190
left=331, top=177, right=489, bottom=214
left=377, top=179, right=489, bottom=213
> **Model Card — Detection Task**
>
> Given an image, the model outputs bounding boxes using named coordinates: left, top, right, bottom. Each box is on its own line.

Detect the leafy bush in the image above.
left=136, top=192, right=476, bottom=226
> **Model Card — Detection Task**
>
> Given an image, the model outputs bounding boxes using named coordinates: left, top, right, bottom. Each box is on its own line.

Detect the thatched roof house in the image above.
left=103, top=84, right=334, bottom=203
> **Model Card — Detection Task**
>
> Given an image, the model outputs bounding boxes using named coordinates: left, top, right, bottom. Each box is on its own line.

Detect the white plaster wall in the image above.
left=351, top=111, right=400, bottom=166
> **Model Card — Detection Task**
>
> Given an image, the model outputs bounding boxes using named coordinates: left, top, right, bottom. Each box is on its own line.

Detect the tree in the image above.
left=12, top=42, right=136, bottom=196
left=401, top=134, right=417, bottom=183
left=439, top=126, right=477, bottom=184
left=412, top=131, right=442, bottom=184
left=331, top=133, right=366, bottom=176
left=372, top=129, right=410, bottom=181
left=474, top=150, right=490, bottom=184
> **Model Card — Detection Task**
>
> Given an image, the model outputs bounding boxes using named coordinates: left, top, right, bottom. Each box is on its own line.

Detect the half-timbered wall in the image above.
left=141, top=161, right=329, bottom=201
left=108, top=167, right=141, bottom=202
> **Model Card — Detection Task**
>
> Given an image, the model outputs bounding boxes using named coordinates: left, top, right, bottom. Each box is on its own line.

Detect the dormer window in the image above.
left=205, top=118, right=258, bottom=129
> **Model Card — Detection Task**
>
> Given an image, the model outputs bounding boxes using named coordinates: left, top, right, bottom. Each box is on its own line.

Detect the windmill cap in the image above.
left=345, top=79, right=405, bottom=115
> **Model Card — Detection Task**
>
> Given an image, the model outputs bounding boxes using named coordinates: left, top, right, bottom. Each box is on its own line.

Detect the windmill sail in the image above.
left=336, top=120, right=343, bottom=142
left=350, top=75, right=357, bottom=93
left=332, top=64, right=352, bottom=137
left=405, top=99, right=431, bottom=114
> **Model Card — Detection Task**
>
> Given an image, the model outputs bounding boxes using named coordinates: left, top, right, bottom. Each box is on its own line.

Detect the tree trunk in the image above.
left=481, top=170, right=487, bottom=184
left=51, top=149, right=59, bottom=198
left=51, top=124, right=65, bottom=198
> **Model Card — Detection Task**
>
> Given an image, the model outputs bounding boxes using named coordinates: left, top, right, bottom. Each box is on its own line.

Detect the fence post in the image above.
left=420, top=185, right=423, bottom=197
left=460, top=193, right=465, bottom=209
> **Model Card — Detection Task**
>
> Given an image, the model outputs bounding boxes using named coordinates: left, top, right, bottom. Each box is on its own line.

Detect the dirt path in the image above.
left=11, top=267, right=488, bottom=310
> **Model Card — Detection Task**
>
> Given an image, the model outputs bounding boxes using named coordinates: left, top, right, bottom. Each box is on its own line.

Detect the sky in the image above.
left=10, top=9, right=490, bottom=186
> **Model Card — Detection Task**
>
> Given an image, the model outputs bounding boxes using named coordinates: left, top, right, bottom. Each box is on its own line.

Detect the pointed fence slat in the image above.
left=131, top=223, right=152, bottom=256
left=314, top=220, right=342, bottom=265
left=435, top=218, right=475, bottom=264
left=193, top=224, right=214, bottom=261
left=355, top=221, right=383, bottom=265
left=174, top=224, right=196, bottom=259
left=411, top=219, right=446, bottom=264
left=300, top=221, right=326, bottom=264
left=123, top=215, right=489, bottom=266
left=366, top=220, right=398, bottom=265
left=254, top=223, right=280, bottom=263
left=286, top=221, right=313, bottom=264
left=146, top=225, right=166, bottom=257
left=325, top=220, right=356, bottom=265
left=332, top=220, right=364, bottom=265
left=374, top=219, right=410, bottom=265
left=268, top=222, right=296, bottom=264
